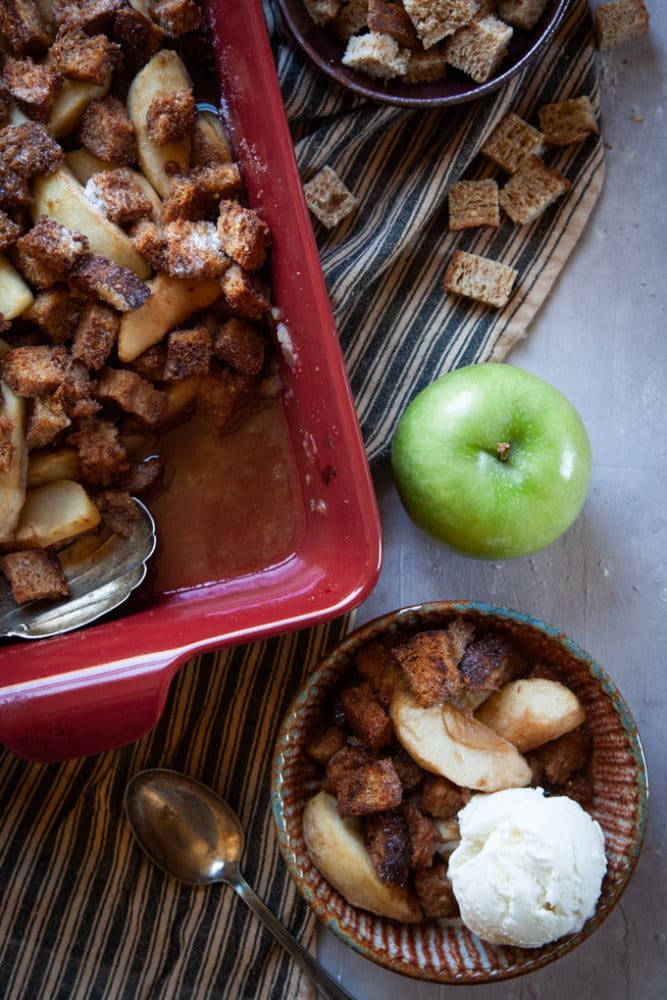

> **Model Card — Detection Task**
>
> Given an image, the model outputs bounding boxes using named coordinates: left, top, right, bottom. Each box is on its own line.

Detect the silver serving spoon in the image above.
left=0, top=498, right=156, bottom=639
left=125, top=769, right=354, bottom=1000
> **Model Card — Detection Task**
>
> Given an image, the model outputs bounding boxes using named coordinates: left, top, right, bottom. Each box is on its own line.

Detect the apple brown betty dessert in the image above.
left=0, top=1, right=280, bottom=607
left=302, top=617, right=594, bottom=922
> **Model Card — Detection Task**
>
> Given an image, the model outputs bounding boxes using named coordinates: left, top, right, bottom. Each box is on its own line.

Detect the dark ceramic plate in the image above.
left=272, top=601, right=648, bottom=984
left=277, top=0, right=571, bottom=107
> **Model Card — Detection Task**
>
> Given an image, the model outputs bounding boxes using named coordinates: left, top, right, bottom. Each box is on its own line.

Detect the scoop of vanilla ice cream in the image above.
left=448, top=787, right=607, bottom=948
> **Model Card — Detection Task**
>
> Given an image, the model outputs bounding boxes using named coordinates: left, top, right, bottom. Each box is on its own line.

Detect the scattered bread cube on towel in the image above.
left=342, top=30, right=410, bottom=78
left=303, top=166, right=359, bottom=229
left=445, top=16, right=513, bottom=83
left=448, top=179, right=500, bottom=230
left=497, top=0, right=547, bottom=30
left=444, top=249, right=518, bottom=308
left=403, top=0, right=480, bottom=49
left=403, top=46, right=448, bottom=82
left=538, top=96, right=599, bottom=146
left=498, top=154, right=570, bottom=224
left=303, top=0, right=343, bottom=25
left=481, top=111, right=544, bottom=173
left=595, top=0, right=650, bottom=52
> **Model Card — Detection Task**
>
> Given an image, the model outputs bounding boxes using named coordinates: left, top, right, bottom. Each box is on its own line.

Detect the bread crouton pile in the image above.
left=302, top=616, right=594, bottom=921
left=305, top=0, right=549, bottom=85
left=0, top=1, right=279, bottom=609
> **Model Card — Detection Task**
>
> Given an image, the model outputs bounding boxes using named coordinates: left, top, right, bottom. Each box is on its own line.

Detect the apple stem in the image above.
left=496, top=442, right=510, bottom=462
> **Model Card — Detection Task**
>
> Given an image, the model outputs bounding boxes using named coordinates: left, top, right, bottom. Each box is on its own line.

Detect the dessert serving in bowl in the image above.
left=272, top=601, right=648, bottom=983
left=0, top=1, right=381, bottom=762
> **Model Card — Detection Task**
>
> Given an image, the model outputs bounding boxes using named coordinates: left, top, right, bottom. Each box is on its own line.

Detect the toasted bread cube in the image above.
left=94, top=489, right=139, bottom=538
left=70, top=253, right=151, bottom=311
left=113, top=6, right=165, bottom=73
left=24, top=286, right=83, bottom=342
left=403, top=0, right=479, bottom=48
left=3, top=56, right=63, bottom=124
left=0, top=169, right=32, bottom=212
left=323, top=745, right=374, bottom=795
left=0, top=85, right=11, bottom=128
left=403, top=47, right=448, bottom=83
left=458, top=633, right=511, bottom=690
left=72, top=301, right=119, bottom=369
left=445, top=15, right=512, bottom=82
left=497, top=0, right=545, bottom=30
left=53, top=0, right=122, bottom=34
left=419, top=774, right=470, bottom=819
left=595, top=0, right=649, bottom=52
left=0, top=122, right=64, bottom=181
left=118, top=455, right=163, bottom=496
left=446, top=616, right=475, bottom=663
left=355, top=640, right=403, bottom=708
left=342, top=30, right=410, bottom=79
left=414, top=861, right=459, bottom=919
left=498, top=154, right=570, bottom=224
left=304, top=0, right=342, bottom=25
left=130, top=343, right=167, bottom=381
left=145, top=88, right=196, bottom=146
left=0, top=548, right=69, bottom=604
left=217, top=200, right=271, bottom=272
left=391, top=747, right=424, bottom=793
left=305, top=725, right=348, bottom=766
left=160, top=163, right=242, bottom=223
left=164, top=325, right=212, bottom=381
left=220, top=264, right=270, bottom=320
left=0, top=344, right=67, bottom=396
left=303, top=165, right=358, bottom=230
left=51, top=27, right=120, bottom=84
left=336, top=757, right=403, bottom=817
left=342, top=681, right=394, bottom=749
left=444, top=249, right=517, bottom=307
left=69, top=418, right=129, bottom=485
left=332, top=0, right=370, bottom=39
left=196, top=365, right=259, bottom=433
left=556, top=772, right=593, bottom=805
left=448, top=178, right=499, bottom=230
left=0, top=210, right=23, bottom=253
left=391, top=629, right=463, bottom=707
left=364, top=810, right=411, bottom=885
left=78, top=96, right=137, bottom=165
left=213, top=317, right=265, bottom=376
left=538, top=95, right=599, bottom=146
left=25, top=395, right=71, bottom=449
left=14, top=217, right=88, bottom=288
left=0, top=406, right=15, bottom=470
left=368, top=0, right=420, bottom=48
left=84, top=169, right=154, bottom=226
left=152, top=0, right=202, bottom=37
left=0, top=1, right=51, bottom=57
left=402, top=798, right=440, bottom=867
left=528, top=727, right=591, bottom=786
left=481, top=111, right=544, bottom=173
left=96, top=367, right=167, bottom=425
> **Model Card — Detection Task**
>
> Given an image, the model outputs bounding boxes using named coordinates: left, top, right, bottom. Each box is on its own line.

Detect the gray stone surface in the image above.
left=319, top=3, right=666, bottom=997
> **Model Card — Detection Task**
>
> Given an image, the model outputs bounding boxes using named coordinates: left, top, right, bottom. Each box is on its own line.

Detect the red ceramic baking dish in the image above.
left=0, top=0, right=381, bottom=763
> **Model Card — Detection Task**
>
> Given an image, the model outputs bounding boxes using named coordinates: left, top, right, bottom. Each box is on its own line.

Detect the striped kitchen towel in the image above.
left=0, top=2, right=603, bottom=999
left=267, top=0, right=605, bottom=463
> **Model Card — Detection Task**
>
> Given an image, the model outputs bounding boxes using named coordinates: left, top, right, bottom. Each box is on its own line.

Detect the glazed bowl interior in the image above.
left=272, top=601, right=648, bottom=984
left=277, top=0, right=571, bottom=108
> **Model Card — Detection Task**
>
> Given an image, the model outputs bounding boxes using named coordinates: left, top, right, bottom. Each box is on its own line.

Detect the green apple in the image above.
left=391, top=363, right=592, bottom=560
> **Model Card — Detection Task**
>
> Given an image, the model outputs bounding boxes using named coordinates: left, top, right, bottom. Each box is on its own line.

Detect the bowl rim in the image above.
left=272, top=600, right=649, bottom=984
left=276, top=0, right=573, bottom=108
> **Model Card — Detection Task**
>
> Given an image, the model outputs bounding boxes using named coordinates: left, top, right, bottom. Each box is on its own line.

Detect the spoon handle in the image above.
left=231, top=874, right=356, bottom=1000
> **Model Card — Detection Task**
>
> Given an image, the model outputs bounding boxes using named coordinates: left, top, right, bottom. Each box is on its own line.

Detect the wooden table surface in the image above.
left=319, top=5, right=666, bottom=998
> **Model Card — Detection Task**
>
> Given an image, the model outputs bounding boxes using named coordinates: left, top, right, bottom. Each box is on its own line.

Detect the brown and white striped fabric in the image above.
left=0, top=2, right=603, bottom=998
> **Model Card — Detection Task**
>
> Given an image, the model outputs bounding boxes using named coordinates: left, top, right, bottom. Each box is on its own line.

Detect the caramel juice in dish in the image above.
left=148, top=394, right=304, bottom=593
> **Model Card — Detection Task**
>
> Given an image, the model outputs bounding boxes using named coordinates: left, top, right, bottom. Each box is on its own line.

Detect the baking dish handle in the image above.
left=0, top=650, right=185, bottom=763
